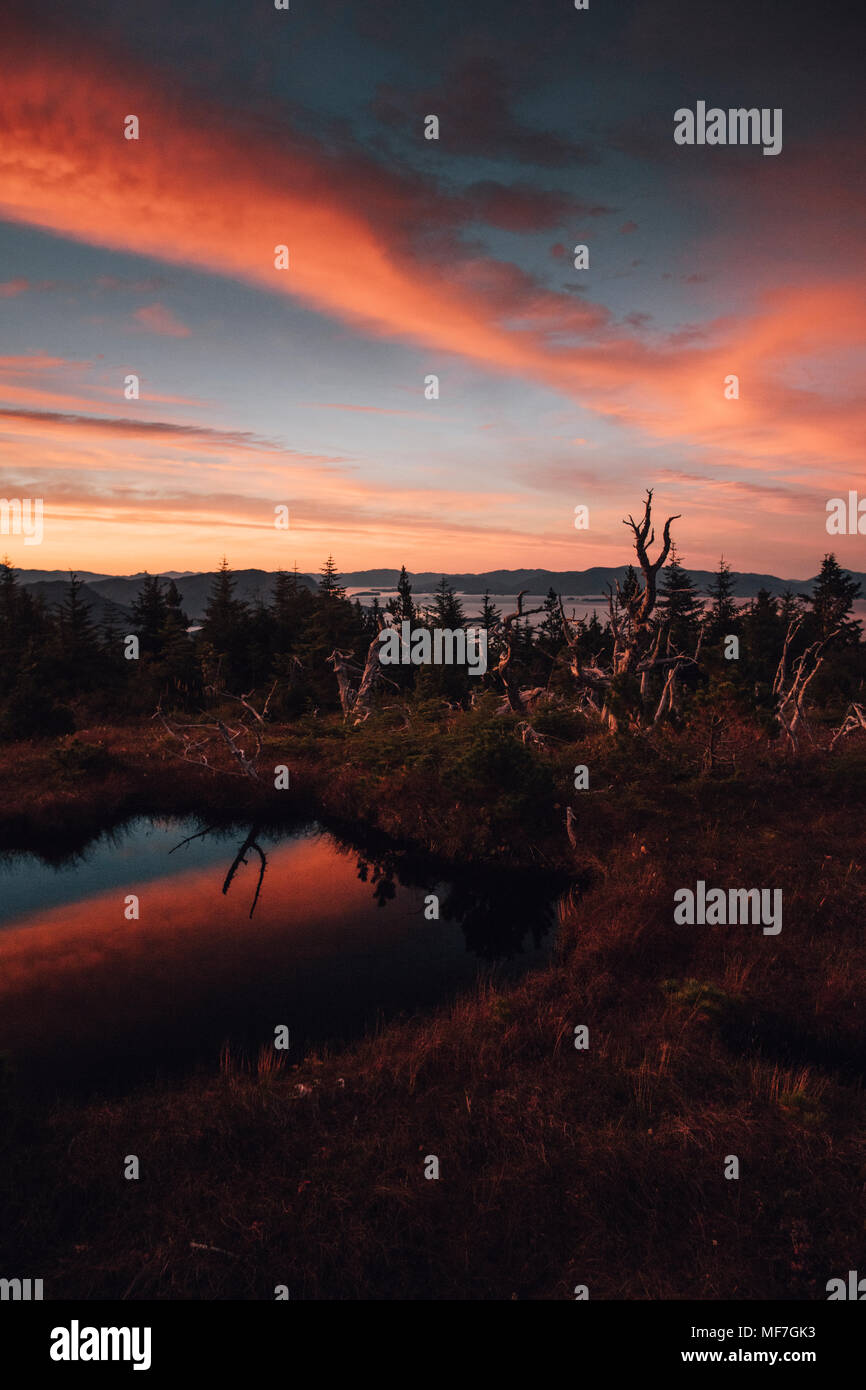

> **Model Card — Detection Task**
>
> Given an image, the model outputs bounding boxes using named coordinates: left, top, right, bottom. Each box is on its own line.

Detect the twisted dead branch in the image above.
left=772, top=620, right=842, bottom=751
left=327, top=615, right=395, bottom=724
left=154, top=705, right=264, bottom=781
left=223, top=682, right=278, bottom=725
left=830, top=702, right=866, bottom=748
left=555, top=490, right=692, bottom=731
left=617, top=489, right=681, bottom=675
left=493, top=590, right=545, bottom=713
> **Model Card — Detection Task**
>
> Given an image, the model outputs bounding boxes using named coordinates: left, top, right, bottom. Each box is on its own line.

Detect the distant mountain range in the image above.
left=333, top=568, right=859, bottom=598
left=18, top=569, right=317, bottom=625
left=12, top=565, right=863, bottom=625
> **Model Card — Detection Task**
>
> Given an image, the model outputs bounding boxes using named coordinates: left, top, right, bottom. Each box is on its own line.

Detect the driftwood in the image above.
left=327, top=648, right=361, bottom=719
left=517, top=719, right=547, bottom=747
left=558, top=600, right=611, bottom=709
left=223, top=682, right=278, bottom=725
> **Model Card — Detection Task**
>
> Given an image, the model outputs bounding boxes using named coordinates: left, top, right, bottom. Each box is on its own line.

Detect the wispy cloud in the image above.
left=132, top=303, right=191, bottom=337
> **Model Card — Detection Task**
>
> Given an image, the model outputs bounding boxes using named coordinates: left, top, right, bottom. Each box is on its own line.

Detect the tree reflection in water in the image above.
left=334, top=833, right=570, bottom=960
left=169, top=819, right=572, bottom=957
left=171, top=821, right=267, bottom=919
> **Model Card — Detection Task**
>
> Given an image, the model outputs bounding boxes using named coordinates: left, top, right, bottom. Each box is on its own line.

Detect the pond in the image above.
left=0, top=817, right=566, bottom=1098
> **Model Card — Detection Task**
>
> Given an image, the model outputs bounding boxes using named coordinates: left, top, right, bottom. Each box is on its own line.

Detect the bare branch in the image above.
left=492, top=590, right=544, bottom=713
left=831, top=702, right=866, bottom=748
left=773, top=623, right=842, bottom=750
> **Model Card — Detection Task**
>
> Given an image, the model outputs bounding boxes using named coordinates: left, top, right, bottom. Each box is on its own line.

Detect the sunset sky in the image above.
left=0, top=0, right=863, bottom=578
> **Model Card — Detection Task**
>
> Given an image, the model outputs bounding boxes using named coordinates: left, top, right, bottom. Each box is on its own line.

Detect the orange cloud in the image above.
left=0, top=37, right=862, bottom=486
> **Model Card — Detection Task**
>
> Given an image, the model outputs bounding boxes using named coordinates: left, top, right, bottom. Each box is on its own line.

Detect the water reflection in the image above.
left=171, top=822, right=268, bottom=919
left=334, top=838, right=561, bottom=959
left=0, top=817, right=567, bottom=1097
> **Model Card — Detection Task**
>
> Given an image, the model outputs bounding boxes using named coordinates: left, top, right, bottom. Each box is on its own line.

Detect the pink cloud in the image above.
left=133, top=303, right=191, bottom=337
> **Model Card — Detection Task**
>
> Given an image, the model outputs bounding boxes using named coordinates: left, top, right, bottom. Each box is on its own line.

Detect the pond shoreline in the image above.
left=0, top=719, right=576, bottom=871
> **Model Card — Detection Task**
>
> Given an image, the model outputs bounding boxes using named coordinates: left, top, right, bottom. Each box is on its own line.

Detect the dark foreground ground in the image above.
left=1, top=709, right=864, bottom=1298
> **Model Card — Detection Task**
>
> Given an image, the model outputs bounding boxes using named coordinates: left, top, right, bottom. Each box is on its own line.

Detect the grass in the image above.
left=1, top=713, right=865, bottom=1298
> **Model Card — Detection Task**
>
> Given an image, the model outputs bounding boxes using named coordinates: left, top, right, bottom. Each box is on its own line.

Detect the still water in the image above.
left=0, top=818, right=564, bottom=1097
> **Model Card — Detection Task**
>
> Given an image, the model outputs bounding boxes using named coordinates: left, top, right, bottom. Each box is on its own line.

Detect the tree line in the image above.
left=0, top=542, right=862, bottom=740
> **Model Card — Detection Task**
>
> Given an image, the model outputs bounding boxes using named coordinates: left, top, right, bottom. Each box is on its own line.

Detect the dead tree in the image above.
left=557, top=599, right=611, bottom=720
left=556, top=490, right=690, bottom=731
left=615, top=489, right=680, bottom=675
left=327, top=648, right=361, bottom=719
left=223, top=682, right=278, bottom=725
left=155, top=706, right=264, bottom=781
left=327, top=616, right=393, bottom=724
left=153, top=681, right=285, bottom=782
left=492, top=590, right=545, bottom=713
left=772, top=620, right=841, bottom=751
left=651, top=630, right=702, bottom=724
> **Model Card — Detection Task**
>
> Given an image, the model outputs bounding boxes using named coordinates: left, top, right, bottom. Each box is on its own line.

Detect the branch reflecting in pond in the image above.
left=222, top=826, right=267, bottom=919
left=166, top=818, right=570, bottom=948
left=171, top=822, right=268, bottom=919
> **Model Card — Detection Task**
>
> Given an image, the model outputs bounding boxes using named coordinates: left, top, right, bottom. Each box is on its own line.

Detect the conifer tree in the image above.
left=56, top=572, right=101, bottom=684
left=537, top=587, right=565, bottom=670
left=620, top=564, right=640, bottom=608
left=387, top=565, right=414, bottom=623
left=302, top=557, right=365, bottom=698
left=157, top=580, right=197, bottom=706
left=163, top=578, right=190, bottom=631
left=810, top=554, right=862, bottom=643
left=433, top=577, right=465, bottom=627
left=368, top=593, right=383, bottom=632
left=479, top=589, right=501, bottom=630
left=318, top=555, right=347, bottom=601
left=201, top=559, right=251, bottom=689
left=131, top=573, right=170, bottom=657
left=271, top=566, right=313, bottom=655
left=0, top=559, right=37, bottom=693
left=741, top=588, right=783, bottom=685
left=704, top=557, right=739, bottom=646
left=778, top=587, right=807, bottom=626
left=658, top=546, right=702, bottom=653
